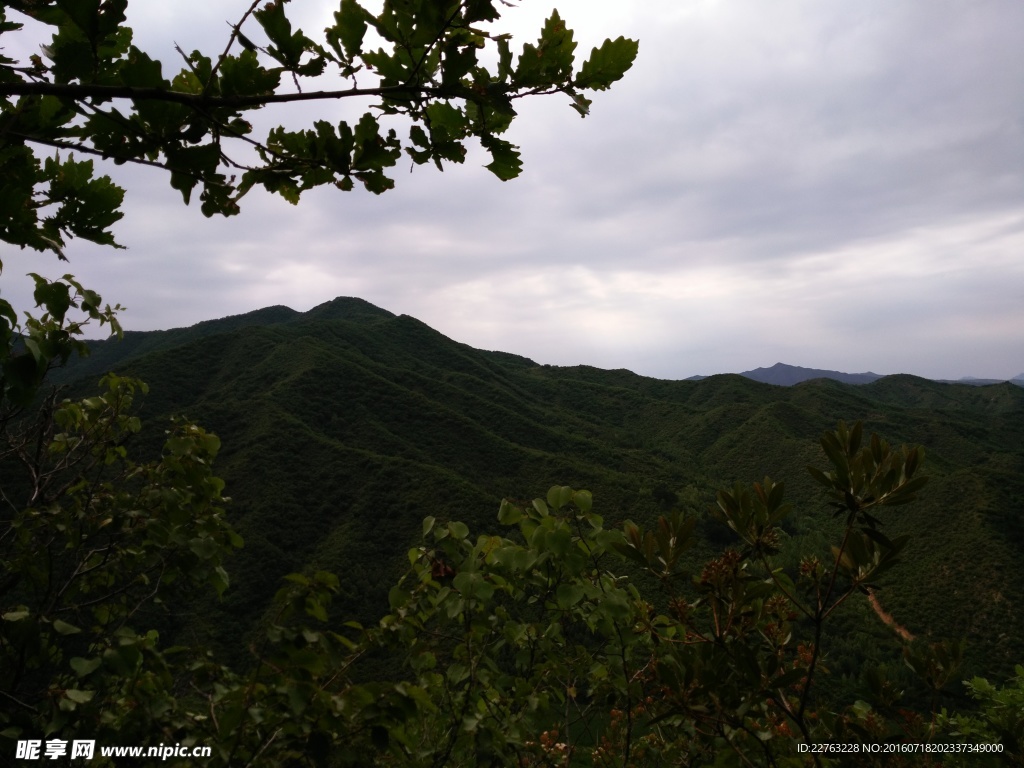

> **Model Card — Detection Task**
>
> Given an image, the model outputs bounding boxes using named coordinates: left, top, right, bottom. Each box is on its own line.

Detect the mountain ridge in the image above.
left=739, top=362, right=883, bottom=386
left=72, top=298, right=1018, bottom=387
left=689, top=361, right=1022, bottom=387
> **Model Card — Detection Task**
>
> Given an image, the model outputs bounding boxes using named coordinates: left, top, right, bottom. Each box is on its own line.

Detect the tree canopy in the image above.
left=0, top=0, right=638, bottom=259
left=5, top=400, right=1023, bottom=764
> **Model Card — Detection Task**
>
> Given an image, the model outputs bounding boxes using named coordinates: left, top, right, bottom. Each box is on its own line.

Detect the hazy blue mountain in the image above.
left=738, top=362, right=883, bottom=386
left=944, top=378, right=1007, bottom=386
left=686, top=363, right=1021, bottom=387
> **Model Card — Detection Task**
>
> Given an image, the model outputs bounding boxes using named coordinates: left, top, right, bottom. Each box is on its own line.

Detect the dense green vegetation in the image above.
left=50, top=297, right=1024, bottom=693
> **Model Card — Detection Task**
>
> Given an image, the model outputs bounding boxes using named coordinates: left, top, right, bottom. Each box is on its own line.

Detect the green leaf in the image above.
left=546, top=485, right=573, bottom=511
left=332, top=0, right=369, bottom=59
left=496, top=36, right=513, bottom=83
left=389, top=585, right=410, bottom=609
left=807, top=465, right=834, bottom=489
left=30, top=275, right=72, bottom=322
left=103, top=642, right=142, bottom=676
left=351, top=113, right=400, bottom=190
left=53, top=619, right=82, bottom=635
left=441, top=38, right=477, bottom=88
left=575, top=36, right=639, bottom=91
left=563, top=87, right=593, bottom=117
left=497, top=500, right=522, bottom=525
left=121, top=46, right=165, bottom=89
left=305, top=594, right=329, bottom=622
left=211, top=565, right=230, bottom=597
left=41, top=156, right=125, bottom=248
left=70, top=657, right=102, bottom=677
left=166, top=143, right=221, bottom=206
left=218, top=701, right=245, bottom=739
left=254, top=1, right=313, bottom=70
left=425, top=101, right=467, bottom=139
left=556, top=583, right=584, bottom=609
left=573, top=489, right=593, bottom=513
left=453, top=571, right=494, bottom=602
left=849, top=420, right=863, bottom=454
left=287, top=683, right=309, bottom=715
left=546, top=527, right=571, bottom=556
left=361, top=45, right=408, bottom=83
left=894, top=475, right=929, bottom=498
left=219, top=49, right=280, bottom=98
left=515, top=11, right=577, bottom=87
left=189, top=536, right=220, bottom=560
left=64, top=689, right=95, bottom=704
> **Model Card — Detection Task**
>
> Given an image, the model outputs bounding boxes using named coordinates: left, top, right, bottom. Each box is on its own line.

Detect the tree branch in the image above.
left=4, top=130, right=215, bottom=178
left=0, top=81, right=449, bottom=109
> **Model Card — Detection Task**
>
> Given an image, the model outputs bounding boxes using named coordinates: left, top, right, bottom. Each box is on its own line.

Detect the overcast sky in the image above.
left=4, top=0, right=1023, bottom=380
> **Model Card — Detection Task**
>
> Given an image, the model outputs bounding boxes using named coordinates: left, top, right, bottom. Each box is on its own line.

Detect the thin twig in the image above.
left=205, top=1, right=263, bottom=95
left=4, top=131, right=217, bottom=179
left=0, top=79, right=447, bottom=108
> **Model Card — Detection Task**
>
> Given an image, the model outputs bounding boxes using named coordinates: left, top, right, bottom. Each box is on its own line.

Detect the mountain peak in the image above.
left=301, top=297, right=395, bottom=323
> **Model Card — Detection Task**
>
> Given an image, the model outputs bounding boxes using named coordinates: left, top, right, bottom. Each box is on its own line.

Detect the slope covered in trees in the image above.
left=51, top=298, right=1024, bottom=687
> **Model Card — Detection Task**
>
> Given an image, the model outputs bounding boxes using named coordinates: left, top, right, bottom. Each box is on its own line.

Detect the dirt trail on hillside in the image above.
left=867, top=589, right=915, bottom=642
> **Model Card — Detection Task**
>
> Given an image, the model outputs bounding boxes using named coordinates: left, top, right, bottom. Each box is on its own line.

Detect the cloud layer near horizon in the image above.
left=3, top=0, right=1022, bottom=380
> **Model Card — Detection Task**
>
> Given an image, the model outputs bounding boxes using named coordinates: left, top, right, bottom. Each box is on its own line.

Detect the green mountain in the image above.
left=54, top=298, right=1024, bottom=685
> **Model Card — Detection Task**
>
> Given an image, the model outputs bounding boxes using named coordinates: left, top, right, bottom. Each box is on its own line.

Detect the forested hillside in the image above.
left=55, top=297, right=1024, bottom=687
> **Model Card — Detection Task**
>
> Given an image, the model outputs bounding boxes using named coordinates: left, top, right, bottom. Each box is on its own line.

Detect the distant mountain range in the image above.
left=74, top=302, right=1020, bottom=388
left=687, top=362, right=1024, bottom=387
left=48, top=290, right=1022, bottom=389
